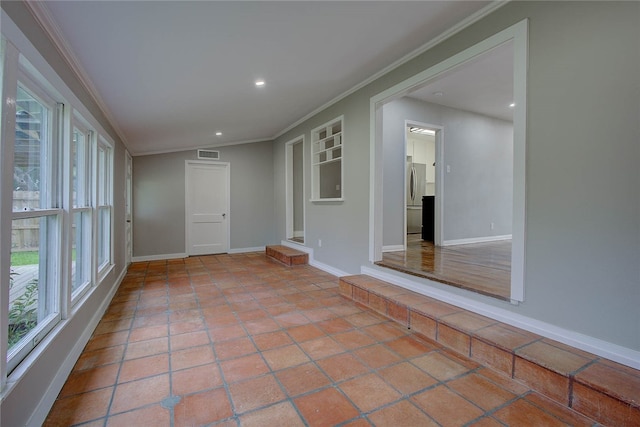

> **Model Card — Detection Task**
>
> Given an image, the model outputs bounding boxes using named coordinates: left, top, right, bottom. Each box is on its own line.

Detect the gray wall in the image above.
left=274, top=94, right=372, bottom=274
left=382, top=98, right=513, bottom=246
left=273, top=1, right=639, bottom=351
left=1, top=2, right=129, bottom=426
left=133, top=141, right=275, bottom=256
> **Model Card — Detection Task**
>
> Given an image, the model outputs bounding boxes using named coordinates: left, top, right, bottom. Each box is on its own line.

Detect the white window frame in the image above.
left=5, top=64, right=64, bottom=374
left=69, top=118, right=93, bottom=304
left=96, top=136, right=113, bottom=278
left=310, top=115, right=344, bottom=202
left=1, top=24, right=117, bottom=384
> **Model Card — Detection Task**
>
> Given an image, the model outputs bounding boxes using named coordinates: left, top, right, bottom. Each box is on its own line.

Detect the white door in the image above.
left=185, top=161, right=229, bottom=255
left=125, top=151, right=132, bottom=264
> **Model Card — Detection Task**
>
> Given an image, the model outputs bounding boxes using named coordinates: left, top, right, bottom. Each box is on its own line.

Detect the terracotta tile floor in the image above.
left=377, top=235, right=511, bottom=300
left=45, top=253, right=597, bottom=426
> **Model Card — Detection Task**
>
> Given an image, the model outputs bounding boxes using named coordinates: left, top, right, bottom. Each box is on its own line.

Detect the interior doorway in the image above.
left=286, top=136, right=305, bottom=244
left=370, top=20, right=527, bottom=302
left=125, top=151, right=132, bottom=264
left=185, top=161, right=230, bottom=255
left=404, top=123, right=441, bottom=249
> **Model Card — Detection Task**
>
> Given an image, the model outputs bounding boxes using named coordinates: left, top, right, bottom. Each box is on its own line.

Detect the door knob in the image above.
left=222, top=213, right=226, bottom=218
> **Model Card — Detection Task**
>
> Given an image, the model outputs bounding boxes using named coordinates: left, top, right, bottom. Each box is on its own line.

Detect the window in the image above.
left=1, top=36, right=116, bottom=377
left=311, top=116, right=344, bottom=201
left=70, top=124, right=92, bottom=301
left=96, top=139, right=112, bottom=273
left=8, top=81, right=62, bottom=372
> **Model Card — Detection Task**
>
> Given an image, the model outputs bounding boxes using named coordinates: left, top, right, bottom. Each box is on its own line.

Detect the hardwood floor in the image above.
left=376, top=234, right=512, bottom=300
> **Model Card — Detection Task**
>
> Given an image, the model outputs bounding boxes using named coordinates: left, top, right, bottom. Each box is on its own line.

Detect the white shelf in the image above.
left=311, top=116, right=344, bottom=200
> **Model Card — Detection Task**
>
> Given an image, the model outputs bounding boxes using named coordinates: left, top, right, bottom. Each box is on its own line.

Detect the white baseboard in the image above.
left=281, top=240, right=312, bottom=253
left=27, top=266, right=127, bottom=426
left=443, top=234, right=512, bottom=246
left=383, top=245, right=405, bottom=252
left=229, top=246, right=265, bottom=254
left=309, top=259, right=350, bottom=278
left=361, top=265, right=640, bottom=370
left=131, top=252, right=186, bottom=262
left=280, top=241, right=350, bottom=278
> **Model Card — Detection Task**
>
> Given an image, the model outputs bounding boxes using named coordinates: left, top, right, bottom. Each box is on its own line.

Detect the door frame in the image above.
left=370, top=19, right=528, bottom=302
left=403, top=120, right=443, bottom=249
left=285, top=135, right=305, bottom=243
left=125, top=150, right=133, bottom=264
left=185, top=160, right=230, bottom=256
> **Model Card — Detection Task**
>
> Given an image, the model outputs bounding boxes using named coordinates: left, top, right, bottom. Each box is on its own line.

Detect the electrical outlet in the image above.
left=446, top=165, right=451, bottom=173
left=490, top=222, right=495, bottom=230
left=318, top=239, right=322, bottom=247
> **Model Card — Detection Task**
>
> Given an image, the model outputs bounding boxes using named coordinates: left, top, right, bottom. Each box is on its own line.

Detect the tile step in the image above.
left=265, top=245, right=308, bottom=267
left=339, top=274, right=640, bottom=427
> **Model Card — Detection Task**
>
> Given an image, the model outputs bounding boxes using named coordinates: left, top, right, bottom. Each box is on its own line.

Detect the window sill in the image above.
left=309, top=198, right=344, bottom=203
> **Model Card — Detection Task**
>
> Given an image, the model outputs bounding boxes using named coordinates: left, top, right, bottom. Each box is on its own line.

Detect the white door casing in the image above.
left=125, top=151, right=132, bottom=264
left=285, top=135, right=305, bottom=242
left=185, top=161, right=230, bottom=256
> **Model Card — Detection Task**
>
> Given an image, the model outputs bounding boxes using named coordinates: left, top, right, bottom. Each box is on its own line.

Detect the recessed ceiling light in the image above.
left=433, top=91, right=444, bottom=97
left=255, top=80, right=265, bottom=87
left=509, top=103, right=516, bottom=108
left=215, top=131, right=222, bottom=137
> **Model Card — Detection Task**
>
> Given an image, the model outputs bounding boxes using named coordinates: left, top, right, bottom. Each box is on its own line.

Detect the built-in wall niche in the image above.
left=311, top=116, right=344, bottom=201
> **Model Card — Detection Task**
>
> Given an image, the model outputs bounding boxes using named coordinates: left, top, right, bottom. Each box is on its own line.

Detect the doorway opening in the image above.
left=286, top=136, right=305, bottom=244
left=404, top=123, right=440, bottom=249
left=370, top=20, right=527, bottom=303
left=125, top=151, right=132, bottom=264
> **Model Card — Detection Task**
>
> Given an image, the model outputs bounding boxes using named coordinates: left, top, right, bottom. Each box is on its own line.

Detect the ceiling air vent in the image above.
left=197, top=149, right=220, bottom=160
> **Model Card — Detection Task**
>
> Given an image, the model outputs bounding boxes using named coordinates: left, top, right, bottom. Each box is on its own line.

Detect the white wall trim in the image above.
left=285, top=135, right=306, bottom=242
left=280, top=241, right=350, bottom=278
left=131, top=137, right=274, bottom=157
left=23, top=266, right=126, bottom=426
left=361, top=265, right=640, bottom=370
left=131, top=253, right=187, bottom=262
left=382, top=245, right=405, bottom=253
left=443, top=235, right=512, bottom=246
left=309, top=260, right=350, bottom=279
left=281, top=240, right=312, bottom=254
left=229, top=246, right=265, bottom=254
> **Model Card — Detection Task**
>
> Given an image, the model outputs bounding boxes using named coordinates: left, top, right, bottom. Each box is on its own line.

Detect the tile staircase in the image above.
left=265, top=245, right=308, bottom=267
left=339, top=274, right=640, bottom=427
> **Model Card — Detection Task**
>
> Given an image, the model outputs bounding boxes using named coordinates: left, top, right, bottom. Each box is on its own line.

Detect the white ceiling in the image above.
left=407, top=40, right=514, bottom=122
left=39, top=1, right=495, bottom=155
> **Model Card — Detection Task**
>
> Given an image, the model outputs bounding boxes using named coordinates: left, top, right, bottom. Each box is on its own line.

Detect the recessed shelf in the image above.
left=311, top=116, right=344, bottom=200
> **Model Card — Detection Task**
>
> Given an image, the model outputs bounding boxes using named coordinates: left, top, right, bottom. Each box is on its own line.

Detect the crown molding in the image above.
left=22, top=0, right=508, bottom=154
left=273, top=0, right=509, bottom=140
left=23, top=0, right=130, bottom=148
left=131, top=137, right=274, bottom=157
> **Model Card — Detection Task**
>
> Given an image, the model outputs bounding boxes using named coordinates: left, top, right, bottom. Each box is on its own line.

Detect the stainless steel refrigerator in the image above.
left=406, top=160, right=427, bottom=234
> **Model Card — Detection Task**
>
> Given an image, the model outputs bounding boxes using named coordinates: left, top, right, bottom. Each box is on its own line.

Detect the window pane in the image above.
left=97, top=207, right=110, bottom=268
left=71, top=211, right=91, bottom=296
left=72, top=129, right=88, bottom=208
left=14, top=86, right=50, bottom=209
left=10, top=216, right=57, bottom=350
left=97, top=145, right=106, bottom=205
